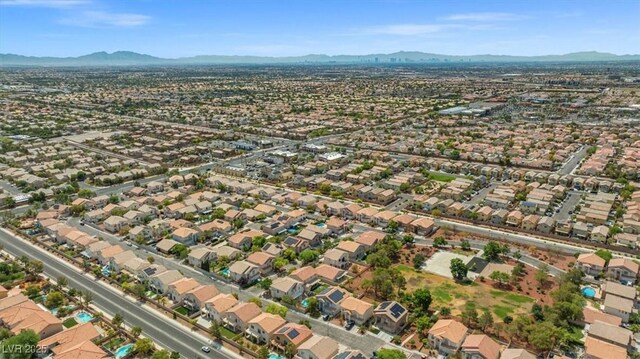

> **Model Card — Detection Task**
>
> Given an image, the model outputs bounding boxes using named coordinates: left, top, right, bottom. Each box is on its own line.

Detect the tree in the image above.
left=489, top=271, right=510, bottom=287
left=152, top=350, right=171, bottom=359
left=411, top=288, right=432, bottom=314
left=265, top=303, right=288, bottom=319
left=483, top=241, right=507, bottom=262
left=259, top=277, right=272, bottom=290
left=531, top=303, right=545, bottom=321
left=527, top=321, right=564, bottom=354
left=450, top=258, right=468, bottom=281
left=299, top=249, right=319, bottom=264
left=170, top=352, right=180, bottom=359
left=0, top=329, right=39, bottom=359
left=134, top=338, right=155, bottom=356
left=594, top=249, right=612, bottom=263
left=413, top=253, right=425, bottom=269
left=433, top=236, right=447, bottom=248
left=131, top=326, right=142, bottom=338
left=305, top=297, right=320, bottom=317
left=209, top=322, right=221, bottom=339
left=376, top=348, right=407, bottom=359
left=45, top=291, right=65, bottom=309
left=258, top=346, right=270, bottom=359
left=461, top=306, right=479, bottom=327
left=56, top=276, right=68, bottom=289
left=112, top=313, right=124, bottom=328
left=535, top=264, right=549, bottom=288
left=460, top=239, right=471, bottom=251
left=132, top=283, right=147, bottom=299
left=479, top=309, right=494, bottom=332
left=284, top=343, right=296, bottom=359
left=82, top=290, right=93, bottom=308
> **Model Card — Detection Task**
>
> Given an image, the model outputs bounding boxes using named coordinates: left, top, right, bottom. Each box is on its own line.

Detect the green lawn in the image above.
left=175, top=306, right=189, bottom=316
left=220, top=327, right=238, bottom=340
left=62, top=318, right=78, bottom=328
left=427, top=171, right=457, bottom=182
left=103, top=337, right=125, bottom=350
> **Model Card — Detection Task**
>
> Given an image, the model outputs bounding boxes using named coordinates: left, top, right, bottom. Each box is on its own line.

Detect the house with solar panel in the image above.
left=271, top=323, right=313, bottom=351
left=316, top=286, right=350, bottom=317
left=373, top=301, right=408, bottom=334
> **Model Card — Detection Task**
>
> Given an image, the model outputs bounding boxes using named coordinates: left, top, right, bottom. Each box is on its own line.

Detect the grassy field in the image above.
left=426, top=171, right=457, bottom=182
left=395, top=264, right=535, bottom=320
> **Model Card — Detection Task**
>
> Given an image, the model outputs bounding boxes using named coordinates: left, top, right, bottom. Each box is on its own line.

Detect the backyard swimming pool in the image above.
left=75, top=311, right=93, bottom=323
left=268, top=354, right=285, bottom=359
left=114, top=344, right=134, bottom=359
left=220, top=268, right=230, bottom=277
left=301, top=298, right=309, bottom=308
left=581, top=287, right=596, bottom=298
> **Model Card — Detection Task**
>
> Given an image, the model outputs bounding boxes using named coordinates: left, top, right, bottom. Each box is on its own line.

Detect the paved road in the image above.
left=0, top=228, right=238, bottom=359
left=66, top=219, right=386, bottom=356
left=558, top=146, right=588, bottom=176
left=433, top=218, right=591, bottom=256
left=465, top=183, right=498, bottom=206
left=556, top=191, right=582, bottom=222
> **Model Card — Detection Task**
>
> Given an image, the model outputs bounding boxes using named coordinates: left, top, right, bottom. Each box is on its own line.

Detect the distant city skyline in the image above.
left=1, top=0, right=639, bottom=58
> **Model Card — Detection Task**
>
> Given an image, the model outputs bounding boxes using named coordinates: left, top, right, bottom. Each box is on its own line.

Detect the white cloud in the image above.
left=444, top=12, right=526, bottom=21
left=60, top=10, right=150, bottom=27
left=0, top=0, right=87, bottom=7
left=365, top=24, right=458, bottom=36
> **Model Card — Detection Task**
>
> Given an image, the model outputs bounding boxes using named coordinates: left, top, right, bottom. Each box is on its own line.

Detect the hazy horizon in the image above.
left=1, top=0, right=639, bottom=58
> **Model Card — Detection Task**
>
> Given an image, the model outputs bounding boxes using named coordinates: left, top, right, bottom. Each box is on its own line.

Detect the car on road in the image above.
left=201, top=346, right=211, bottom=353
left=79, top=221, right=85, bottom=226
left=322, top=314, right=331, bottom=321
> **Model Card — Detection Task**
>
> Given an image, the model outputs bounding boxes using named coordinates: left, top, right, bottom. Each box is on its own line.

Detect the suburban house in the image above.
left=427, top=319, right=468, bottom=355
left=295, top=335, right=339, bottom=359
left=323, top=249, right=350, bottom=269
left=270, top=277, right=305, bottom=300
left=272, top=323, right=313, bottom=350
left=223, top=302, right=262, bottom=333
left=183, top=285, right=220, bottom=311
left=340, top=296, right=373, bottom=325
left=576, top=253, right=606, bottom=277
left=461, top=334, right=501, bottom=359
left=166, top=277, right=201, bottom=303
left=373, top=301, right=408, bottom=334
left=149, top=270, right=183, bottom=294
left=245, top=312, right=286, bottom=344
left=228, top=261, right=261, bottom=286
left=606, top=258, right=639, bottom=283
left=204, top=293, right=238, bottom=322
left=316, top=286, right=349, bottom=317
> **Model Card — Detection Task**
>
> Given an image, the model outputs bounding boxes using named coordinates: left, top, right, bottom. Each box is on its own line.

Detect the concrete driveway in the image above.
left=422, top=251, right=474, bottom=279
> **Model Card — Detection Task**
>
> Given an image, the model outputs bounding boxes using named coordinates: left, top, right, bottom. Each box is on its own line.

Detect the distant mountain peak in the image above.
left=1, top=50, right=638, bottom=66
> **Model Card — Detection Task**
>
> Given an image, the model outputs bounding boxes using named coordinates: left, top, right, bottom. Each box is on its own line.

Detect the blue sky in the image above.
left=1, top=0, right=639, bottom=57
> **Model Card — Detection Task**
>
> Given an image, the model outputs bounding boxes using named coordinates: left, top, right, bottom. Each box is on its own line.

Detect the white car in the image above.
left=201, top=346, right=211, bottom=353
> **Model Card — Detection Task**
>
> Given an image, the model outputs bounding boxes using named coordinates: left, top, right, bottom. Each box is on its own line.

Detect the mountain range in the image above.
left=2, top=50, right=639, bottom=66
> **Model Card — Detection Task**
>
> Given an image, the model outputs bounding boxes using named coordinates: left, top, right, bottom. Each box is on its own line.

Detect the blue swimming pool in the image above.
left=220, top=268, right=230, bottom=277
left=316, top=223, right=327, bottom=228
left=581, top=287, right=596, bottom=298
left=114, top=344, right=134, bottom=359
left=301, top=298, right=309, bottom=308
left=268, top=354, right=285, bottom=359
left=76, top=311, right=93, bottom=323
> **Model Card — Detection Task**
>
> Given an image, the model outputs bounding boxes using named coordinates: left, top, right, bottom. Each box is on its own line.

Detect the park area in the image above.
left=395, top=264, right=536, bottom=320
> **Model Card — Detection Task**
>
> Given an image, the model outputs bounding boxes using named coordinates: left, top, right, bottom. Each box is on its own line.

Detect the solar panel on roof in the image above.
left=288, top=329, right=299, bottom=339
left=390, top=303, right=406, bottom=318
left=276, top=326, right=288, bottom=334
left=328, top=290, right=344, bottom=303
left=378, top=301, right=391, bottom=309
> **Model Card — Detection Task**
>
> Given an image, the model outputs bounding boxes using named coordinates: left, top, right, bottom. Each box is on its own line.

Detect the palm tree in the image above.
left=56, top=276, right=68, bottom=289
left=82, top=291, right=93, bottom=308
